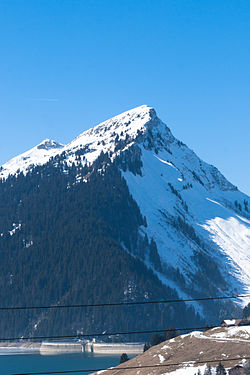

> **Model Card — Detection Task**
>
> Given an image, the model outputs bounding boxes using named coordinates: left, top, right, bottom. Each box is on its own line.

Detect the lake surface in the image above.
left=0, top=352, right=121, bottom=375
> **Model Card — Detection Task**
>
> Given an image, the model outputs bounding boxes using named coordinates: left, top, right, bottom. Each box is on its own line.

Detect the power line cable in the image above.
left=1, top=294, right=249, bottom=311
left=0, top=324, right=218, bottom=342
left=10, top=354, right=250, bottom=375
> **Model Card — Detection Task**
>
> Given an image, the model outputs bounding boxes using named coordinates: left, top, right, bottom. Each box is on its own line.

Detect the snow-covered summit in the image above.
left=0, top=138, right=64, bottom=179
left=1, top=104, right=233, bottom=193
left=63, top=104, right=164, bottom=163
left=61, top=104, right=236, bottom=193
left=0, top=104, right=243, bottom=208
left=0, top=105, right=158, bottom=178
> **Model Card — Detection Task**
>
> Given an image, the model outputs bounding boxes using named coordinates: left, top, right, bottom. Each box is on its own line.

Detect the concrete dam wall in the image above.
left=84, top=342, right=144, bottom=354
left=40, top=341, right=144, bottom=355
left=40, top=342, right=83, bottom=355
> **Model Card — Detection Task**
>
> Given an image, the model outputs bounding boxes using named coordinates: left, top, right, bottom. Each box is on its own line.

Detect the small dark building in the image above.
left=221, top=318, right=250, bottom=328
left=221, top=319, right=241, bottom=327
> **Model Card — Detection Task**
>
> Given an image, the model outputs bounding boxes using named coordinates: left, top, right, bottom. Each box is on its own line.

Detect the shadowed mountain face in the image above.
left=0, top=105, right=249, bottom=337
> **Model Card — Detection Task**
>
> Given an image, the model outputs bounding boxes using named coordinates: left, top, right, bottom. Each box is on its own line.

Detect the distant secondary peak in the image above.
left=37, top=139, right=64, bottom=151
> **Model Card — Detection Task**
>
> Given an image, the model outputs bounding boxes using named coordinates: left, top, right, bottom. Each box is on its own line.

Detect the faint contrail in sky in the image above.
left=28, top=98, right=59, bottom=102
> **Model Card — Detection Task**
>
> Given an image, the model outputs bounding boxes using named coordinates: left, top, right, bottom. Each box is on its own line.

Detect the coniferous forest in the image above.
left=0, top=153, right=203, bottom=339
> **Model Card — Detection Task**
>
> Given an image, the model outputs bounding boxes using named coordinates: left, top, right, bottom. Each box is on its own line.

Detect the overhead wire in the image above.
left=0, top=293, right=248, bottom=342
left=0, top=293, right=249, bottom=311
left=0, top=324, right=218, bottom=342
left=2, top=293, right=249, bottom=374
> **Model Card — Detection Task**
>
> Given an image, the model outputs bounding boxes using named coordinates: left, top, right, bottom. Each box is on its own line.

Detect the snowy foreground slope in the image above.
left=1, top=105, right=250, bottom=310
left=93, top=326, right=250, bottom=375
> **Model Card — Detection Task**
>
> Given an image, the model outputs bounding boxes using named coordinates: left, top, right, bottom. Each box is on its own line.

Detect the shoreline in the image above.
left=0, top=341, right=42, bottom=350
left=0, top=341, right=144, bottom=356
left=0, top=342, right=41, bottom=355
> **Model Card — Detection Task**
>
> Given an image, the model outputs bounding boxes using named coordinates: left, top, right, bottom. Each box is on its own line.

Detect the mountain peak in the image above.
left=36, top=139, right=64, bottom=151
left=112, top=104, right=156, bottom=119
left=0, top=105, right=249, bottom=320
left=0, top=106, right=159, bottom=179
left=65, top=104, right=160, bottom=154
left=98, top=104, right=157, bottom=129
left=0, top=138, right=65, bottom=179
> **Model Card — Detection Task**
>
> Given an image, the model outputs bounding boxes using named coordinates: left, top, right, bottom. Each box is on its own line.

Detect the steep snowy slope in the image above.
left=123, top=137, right=250, bottom=305
left=64, top=104, right=250, bottom=306
left=1, top=105, right=249, bottom=309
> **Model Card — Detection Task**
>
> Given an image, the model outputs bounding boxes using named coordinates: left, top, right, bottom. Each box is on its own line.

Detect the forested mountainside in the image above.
left=0, top=155, right=202, bottom=338
left=0, top=105, right=249, bottom=338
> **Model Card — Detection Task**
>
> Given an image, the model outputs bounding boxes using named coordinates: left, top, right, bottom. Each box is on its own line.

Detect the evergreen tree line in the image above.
left=194, top=361, right=250, bottom=375
left=0, top=153, right=202, bottom=339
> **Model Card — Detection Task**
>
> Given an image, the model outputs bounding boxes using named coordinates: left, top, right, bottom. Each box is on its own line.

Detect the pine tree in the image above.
left=242, top=302, right=250, bottom=319
left=120, top=353, right=129, bottom=364
left=204, top=365, right=212, bottom=375
left=165, top=326, right=177, bottom=340
left=150, top=333, right=164, bottom=346
left=244, top=361, right=250, bottom=375
left=216, top=362, right=227, bottom=375
left=143, top=342, right=150, bottom=352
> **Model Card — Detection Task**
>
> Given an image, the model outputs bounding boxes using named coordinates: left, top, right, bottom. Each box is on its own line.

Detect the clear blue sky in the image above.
left=0, top=0, right=249, bottom=194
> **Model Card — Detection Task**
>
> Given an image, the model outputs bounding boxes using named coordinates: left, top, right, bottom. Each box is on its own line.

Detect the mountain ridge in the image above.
left=0, top=105, right=249, bottom=336
left=1, top=105, right=157, bottom=179
left=0, top=105, right=243, bottom=196
left=1, top=105, right=249, bottom=299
